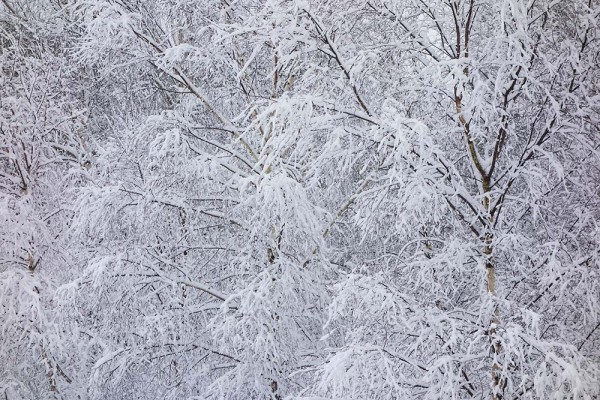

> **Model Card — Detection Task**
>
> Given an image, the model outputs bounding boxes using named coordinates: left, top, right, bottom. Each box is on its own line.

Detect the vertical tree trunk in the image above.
left=482, top=177, right=504, bottom=400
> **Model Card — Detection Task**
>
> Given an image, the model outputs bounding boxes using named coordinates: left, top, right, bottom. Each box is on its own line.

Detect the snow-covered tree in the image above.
left=0, top=1, right=90, bottom=398
left=1, top=0, right=598, bottom=399
left=303, top=1, right=600, bottom=398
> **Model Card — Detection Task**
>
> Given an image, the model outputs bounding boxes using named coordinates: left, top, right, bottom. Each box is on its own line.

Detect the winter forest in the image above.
left=1, top=0, right=600, bottom=399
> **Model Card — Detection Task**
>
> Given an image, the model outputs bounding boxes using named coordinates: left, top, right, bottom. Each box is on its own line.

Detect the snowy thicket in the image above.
left=1, top=0, right=599, bottom=399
